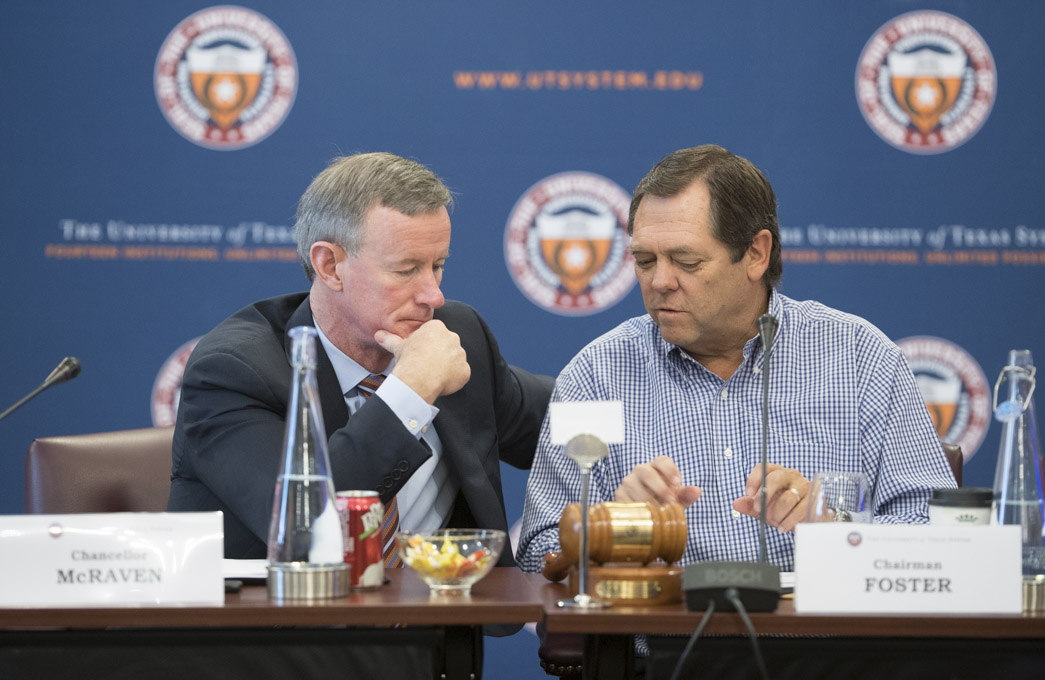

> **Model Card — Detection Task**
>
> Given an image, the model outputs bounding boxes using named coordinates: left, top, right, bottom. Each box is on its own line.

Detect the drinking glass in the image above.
left=805, top=471, right=871, bottom=523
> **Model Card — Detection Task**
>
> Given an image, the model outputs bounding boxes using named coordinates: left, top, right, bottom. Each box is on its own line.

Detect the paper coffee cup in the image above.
left=928, top=487, right=992, bottom=526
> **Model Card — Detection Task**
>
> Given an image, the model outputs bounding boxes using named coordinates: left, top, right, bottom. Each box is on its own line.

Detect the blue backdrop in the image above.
left=2, top=2, right=1043, bottom=677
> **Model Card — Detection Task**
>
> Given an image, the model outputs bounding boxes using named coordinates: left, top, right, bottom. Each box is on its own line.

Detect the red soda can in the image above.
left=335, top=490, right=385, bottom=590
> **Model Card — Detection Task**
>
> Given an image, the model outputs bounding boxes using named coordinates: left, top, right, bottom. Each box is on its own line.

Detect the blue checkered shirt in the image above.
left=516, top=292, right=955, bottom=573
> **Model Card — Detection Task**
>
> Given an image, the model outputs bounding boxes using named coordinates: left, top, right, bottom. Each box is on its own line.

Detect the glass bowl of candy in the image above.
left=397, top=529, right=506, bottom=595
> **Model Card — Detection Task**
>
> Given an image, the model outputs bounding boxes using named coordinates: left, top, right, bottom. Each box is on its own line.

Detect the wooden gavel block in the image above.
left=541, top=501, right=686, bottom=583
left=566, top=562, right=684, bottom=606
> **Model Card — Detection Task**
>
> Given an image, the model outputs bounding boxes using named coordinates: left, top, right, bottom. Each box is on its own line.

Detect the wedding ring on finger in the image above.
left=787, top=487, right=801, bottom=502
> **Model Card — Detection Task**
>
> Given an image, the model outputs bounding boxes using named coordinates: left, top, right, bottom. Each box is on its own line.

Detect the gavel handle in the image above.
left=541, top=551, right=573, bottom=582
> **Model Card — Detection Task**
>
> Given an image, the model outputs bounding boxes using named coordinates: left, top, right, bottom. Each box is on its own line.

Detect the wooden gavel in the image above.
left=541, top=501, right=687, bottom=582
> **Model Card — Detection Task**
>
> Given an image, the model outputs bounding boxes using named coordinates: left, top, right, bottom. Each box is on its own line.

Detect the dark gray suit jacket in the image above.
left=168, top=293, right=553, bottom=561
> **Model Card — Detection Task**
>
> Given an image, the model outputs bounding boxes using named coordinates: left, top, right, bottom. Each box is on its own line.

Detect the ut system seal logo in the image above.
left=151, top=337, right=201, bottom=427
left=897, top=336, right=990, bottom=460
left=504, top=172, right=635, bottom=316
left=155, top=6, right=297, bottom=150
left=856, top=11, right=996, bottom=154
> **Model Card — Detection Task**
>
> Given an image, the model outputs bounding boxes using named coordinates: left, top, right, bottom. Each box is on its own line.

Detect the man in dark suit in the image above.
left=168, top=152, right=553, bottom=565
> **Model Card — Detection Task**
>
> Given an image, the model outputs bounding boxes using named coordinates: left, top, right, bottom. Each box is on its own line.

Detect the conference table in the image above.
left=0, top=567, right=543, bottom=680
left=3, top=568, right=1045, bottom=680
left=536, top=578, right=1045, bottom=679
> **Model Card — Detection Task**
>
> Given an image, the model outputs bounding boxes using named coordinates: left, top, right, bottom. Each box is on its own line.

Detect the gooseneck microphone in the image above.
left=0, top=357, right=81, bottom=422
left=756, top=313, right=779, bottom=564
left=682, top=314, right=781, bottom=613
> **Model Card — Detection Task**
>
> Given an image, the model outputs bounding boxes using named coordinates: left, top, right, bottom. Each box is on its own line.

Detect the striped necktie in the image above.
left=358, top=374, right=403, bottom=568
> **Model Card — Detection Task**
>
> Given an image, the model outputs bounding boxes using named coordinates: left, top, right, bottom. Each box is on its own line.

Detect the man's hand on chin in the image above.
left=376, top=320, right=470, bottom=404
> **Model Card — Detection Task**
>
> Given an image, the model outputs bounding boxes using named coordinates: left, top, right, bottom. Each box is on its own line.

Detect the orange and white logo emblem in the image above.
left=151, top=338, right=201, bottom=427
left=856, top=11, right=995, bottom=154
left=898, top=336, right=990, bottom=460
left=155, top=6, right=297, bottom=150
left=504, top=172, right=635, bottom=316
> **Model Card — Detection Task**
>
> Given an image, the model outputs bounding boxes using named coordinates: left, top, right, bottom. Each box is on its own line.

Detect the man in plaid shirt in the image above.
left=517, top=145, right=954, bottom=575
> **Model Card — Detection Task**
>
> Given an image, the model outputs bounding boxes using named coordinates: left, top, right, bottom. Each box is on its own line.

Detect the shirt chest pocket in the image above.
left=728, top=385, right=848, bottom=475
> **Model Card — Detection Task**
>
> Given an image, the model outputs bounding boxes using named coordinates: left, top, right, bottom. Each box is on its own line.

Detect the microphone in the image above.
left=755, top=313, right=778, bottom=563
left=0, top=357, right=81, bottom=422
left=683, top=314, right=781, bottom=613
left=756, top=313, right=778, bottom=348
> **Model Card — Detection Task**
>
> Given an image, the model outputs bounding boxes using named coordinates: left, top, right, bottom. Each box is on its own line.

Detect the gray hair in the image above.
left=294, top=152, right=453, bottom=281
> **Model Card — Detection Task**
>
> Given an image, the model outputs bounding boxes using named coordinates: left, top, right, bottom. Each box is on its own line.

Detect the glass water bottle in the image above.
left=266, top=326, right=349, bottom=600
left=990, top=349, right=1045, bottom=581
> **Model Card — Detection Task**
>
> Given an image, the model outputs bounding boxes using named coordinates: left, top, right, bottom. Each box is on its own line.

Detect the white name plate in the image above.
left=0, top=512, right=224, bottom=607
left=794, top=523, right=1022, bottom=614
left=549, top=400, right=625, bottom=445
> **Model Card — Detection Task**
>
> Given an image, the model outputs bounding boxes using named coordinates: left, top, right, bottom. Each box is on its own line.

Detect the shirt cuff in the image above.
left=374, top=374, right=439, bottom=438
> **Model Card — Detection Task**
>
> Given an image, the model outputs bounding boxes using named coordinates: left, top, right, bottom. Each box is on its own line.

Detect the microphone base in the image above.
left=683, top=561, right=781, bottom=612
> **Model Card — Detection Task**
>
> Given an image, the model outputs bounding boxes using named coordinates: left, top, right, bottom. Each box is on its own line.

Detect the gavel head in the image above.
left=557, top=500, right=686, bottom=568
